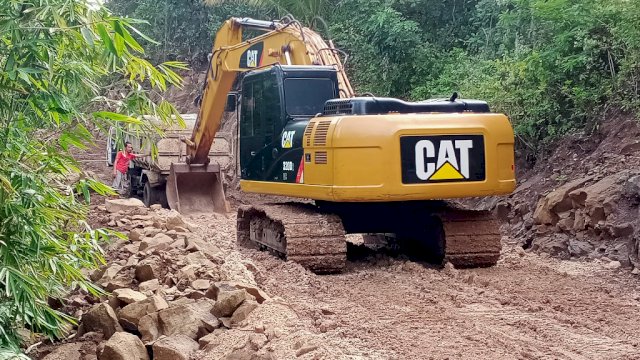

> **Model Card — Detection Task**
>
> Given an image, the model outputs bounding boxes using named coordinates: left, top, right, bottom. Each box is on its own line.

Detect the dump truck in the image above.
left=107, top=114, right=235, bottom=207
left=163, top=17, right=515, bottom=272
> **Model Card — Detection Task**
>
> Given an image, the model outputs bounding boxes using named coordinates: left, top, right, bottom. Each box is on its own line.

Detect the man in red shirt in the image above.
left=112, top=141, right=139, bottom=195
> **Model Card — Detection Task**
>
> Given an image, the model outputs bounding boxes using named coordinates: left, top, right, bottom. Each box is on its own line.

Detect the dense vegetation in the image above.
left=110, top=0, right=640, bottom=155
left=0, top=0, right=184, bottom=357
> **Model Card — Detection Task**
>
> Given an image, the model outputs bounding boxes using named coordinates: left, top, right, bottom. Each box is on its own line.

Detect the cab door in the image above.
left=239, top=73, right=283, bottom=181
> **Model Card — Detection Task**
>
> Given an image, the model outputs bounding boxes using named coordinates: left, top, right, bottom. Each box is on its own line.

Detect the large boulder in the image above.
left=118, top=295, right=168, bottom=331
left=98, top=332, right=148, bottom=360
left=230, top=300, right=259, bottom=326
left=138, top=313, right=160, bottom=343
left=158, top=299, right=219, bottom=339
left=152, top=335, right=199, bottom=360
left=128, top=228, right=144, bottom=242
left=533, top=177, right=592, bottom=225
left=77, top=303, right=122, bottom=340
left=138, top=279, right=160, bottom=294
left=97, top=264, right=128, bottom=289
left=105, top=198, right=145, bottom=214
left=165, top=210, right=188, bottom=231
left=135, top=258, right=160, bottom=282
left=211, top=289, right=249, bottom=318
left=139, top=233, right=174, bottom=252
left=42, top=342, right=83, bottom=360
left=206, top=282, right=269, bottom=304
left=184, top=251, right=216, bottom=268
left=113, top=289, right=147, bottom=305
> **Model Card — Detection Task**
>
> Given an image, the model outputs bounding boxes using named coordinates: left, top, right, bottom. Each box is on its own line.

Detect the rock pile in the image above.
left=42, top=199, right=273, bottom=360
left=499, top=171, right=640, bottom=269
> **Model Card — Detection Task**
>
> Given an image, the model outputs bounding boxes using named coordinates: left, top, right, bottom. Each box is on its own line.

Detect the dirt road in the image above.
left=237, top=233, right=640, bottom=360
left=73, top=139, right=640, bottom=359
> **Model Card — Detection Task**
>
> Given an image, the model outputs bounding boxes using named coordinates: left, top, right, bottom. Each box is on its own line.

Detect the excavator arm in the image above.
left=167, top=17, right=353, bottom=213
left=188, top=17, right=353, bottom=164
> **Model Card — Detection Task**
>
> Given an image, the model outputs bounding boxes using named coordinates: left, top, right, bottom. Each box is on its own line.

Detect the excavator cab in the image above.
left=166, top=65, right=339, bottom=213
left=239, top=66, right=339, bottom=182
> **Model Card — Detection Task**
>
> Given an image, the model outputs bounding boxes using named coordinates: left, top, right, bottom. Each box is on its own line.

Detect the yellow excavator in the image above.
left=166, top=17, right=516, bottom=273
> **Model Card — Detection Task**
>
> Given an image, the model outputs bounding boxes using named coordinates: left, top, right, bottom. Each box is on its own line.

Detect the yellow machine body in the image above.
left=240, top=112, right=515, bottom=201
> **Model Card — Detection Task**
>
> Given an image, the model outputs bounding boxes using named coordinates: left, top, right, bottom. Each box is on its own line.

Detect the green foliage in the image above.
left=108, top=0, right=266, bottom=68
left=0, top=0, right=184, bottom=353
left=91, top=0, right=640, bottom=152
left=327, top=0, right=640, bottom=152
left=205, top=0, right=328, bottom=27
left=329, top=0, right=435, bottom=98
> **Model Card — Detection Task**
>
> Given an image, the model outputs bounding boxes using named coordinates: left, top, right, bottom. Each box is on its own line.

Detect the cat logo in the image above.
left=400, top=135, right=485, bottom=184
left=247, top=50, right=259, bottom=67
left=415, top=139, right=472, bottom=180
left=281, top=130, right=295, bottom=148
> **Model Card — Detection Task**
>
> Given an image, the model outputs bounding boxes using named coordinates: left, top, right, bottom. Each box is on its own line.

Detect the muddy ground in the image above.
left=32, top=194, right=640, bottom=360
left=246, top=238, right=640, bottom=359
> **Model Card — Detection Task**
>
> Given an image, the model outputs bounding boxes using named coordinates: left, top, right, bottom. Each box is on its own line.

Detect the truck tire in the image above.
left=143, top=181, right=169, bottom=208
left=143, top=181, right=157, bottom=207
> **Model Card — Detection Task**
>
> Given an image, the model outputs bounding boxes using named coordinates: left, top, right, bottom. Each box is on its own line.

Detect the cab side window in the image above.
left=240, top=82, right=254, bottom=137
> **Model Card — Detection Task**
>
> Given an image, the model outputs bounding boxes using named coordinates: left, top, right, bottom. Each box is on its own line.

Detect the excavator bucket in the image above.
left=166, top=163, right=230, bottom=214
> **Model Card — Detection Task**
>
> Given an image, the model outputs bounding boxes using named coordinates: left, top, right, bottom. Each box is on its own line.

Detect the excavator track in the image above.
left=438, top=206, right=502, bottom=267
left=237, top=203, right=347, bottom=273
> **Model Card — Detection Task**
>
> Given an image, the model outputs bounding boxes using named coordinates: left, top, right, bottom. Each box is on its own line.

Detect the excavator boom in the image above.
left=166, top=17, right=353, bottom=213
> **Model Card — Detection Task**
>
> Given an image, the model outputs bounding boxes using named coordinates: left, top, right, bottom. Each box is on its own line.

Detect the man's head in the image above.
left=125, top=141, right=133, bottom=153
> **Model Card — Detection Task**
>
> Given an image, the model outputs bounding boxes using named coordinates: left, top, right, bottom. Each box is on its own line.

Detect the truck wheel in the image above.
left=158, top=185, right=169, bottom=209
left=143, top=181, right=156, bottom=207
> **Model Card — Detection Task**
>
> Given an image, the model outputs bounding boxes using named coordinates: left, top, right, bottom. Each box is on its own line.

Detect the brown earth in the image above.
left=471, top=112, right=640, bottom=269
left=32, top=201, right=640, bottom=360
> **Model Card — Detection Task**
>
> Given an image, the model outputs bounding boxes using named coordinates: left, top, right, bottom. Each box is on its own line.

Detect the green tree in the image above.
left=204, top=0, right=328, bottom=27
left=0, top=0, right=185, bottom=355
left=108, top=0, right=266, bottom=68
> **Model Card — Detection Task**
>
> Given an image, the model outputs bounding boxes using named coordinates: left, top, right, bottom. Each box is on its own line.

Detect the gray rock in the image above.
left=606, top=260, right=622, bottom=269
left=165, top=210, right=187, bottom=231
left=138, top=279, right=160, bottom=293
left=118, top=295, right=168, bottom=331
left=211, top=289, right=248, bottom=318
left=113, top=289, right=147, bottom=305
left=139, top=233, right=173, bottom=252
left=191, top=279, right=210, bottom=291
left=230, top=300, right=259, bottom=326
left=105, top=198, right=145, bottom=214
left=138, top=313, right=160, bottom=343
left=611, top=222, right=634, bottom=238
left=158, top=299, right=218, bottom=340
left=128, top=228, right=144, bottom=242
left=135, top=259, right=159, bottom=282
left=42, top=342, right=83, bottom=360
